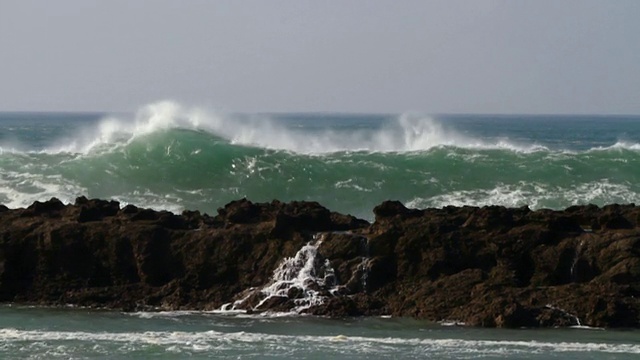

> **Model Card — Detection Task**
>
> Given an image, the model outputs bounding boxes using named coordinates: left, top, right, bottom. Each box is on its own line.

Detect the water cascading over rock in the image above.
left=221, top=234, right=340, bottom=314
left=1, top=197, right=639, bottom=328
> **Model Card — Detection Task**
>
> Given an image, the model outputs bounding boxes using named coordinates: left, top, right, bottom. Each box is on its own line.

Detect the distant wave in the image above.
left=46, top=101, right=487, bottom=154
left=2, top=101, right=640, bottom=155
left=2, top=101, right=640, bottom=217
left=8, top=101, right=563, bottom=154
left=589, top=141, right=640, bottom=152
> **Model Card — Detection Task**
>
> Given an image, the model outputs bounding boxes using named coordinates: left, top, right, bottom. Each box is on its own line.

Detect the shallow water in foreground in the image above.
left=1, top=306, right=638, bottom=359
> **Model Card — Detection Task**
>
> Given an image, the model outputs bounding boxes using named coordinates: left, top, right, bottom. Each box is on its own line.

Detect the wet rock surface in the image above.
left=0, top=197, right=639, bottom=328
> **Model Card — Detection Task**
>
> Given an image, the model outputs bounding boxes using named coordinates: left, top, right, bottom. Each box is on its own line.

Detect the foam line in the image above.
left=1, top=328, right=639, bottom=354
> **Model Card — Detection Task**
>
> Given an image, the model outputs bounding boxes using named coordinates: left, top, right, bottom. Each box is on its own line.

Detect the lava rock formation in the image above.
left=0, top=197, right=639, bottom=328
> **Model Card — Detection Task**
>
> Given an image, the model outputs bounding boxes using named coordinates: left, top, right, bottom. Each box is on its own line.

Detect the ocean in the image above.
left=1, top=101, right=640, bottom=358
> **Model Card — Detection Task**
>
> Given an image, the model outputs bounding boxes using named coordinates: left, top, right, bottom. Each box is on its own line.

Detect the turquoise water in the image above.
left=2, top=102, right=640, bottom=358
left=1, top=306, right=639, bottom=359
left=1, top=102, right=640, bottom=220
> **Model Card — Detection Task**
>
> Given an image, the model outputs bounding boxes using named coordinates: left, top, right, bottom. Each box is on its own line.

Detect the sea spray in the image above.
left=4, top=101, right=572, bottom=156
left=2, top=108, right=640, bottom=219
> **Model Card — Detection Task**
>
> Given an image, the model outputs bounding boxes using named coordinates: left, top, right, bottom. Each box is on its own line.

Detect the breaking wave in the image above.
left=1, top=101, right=640, bottom=219
left=7, top=101, right=621, bottom=155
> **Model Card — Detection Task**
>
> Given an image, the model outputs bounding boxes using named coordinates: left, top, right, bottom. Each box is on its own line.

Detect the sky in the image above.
left=1, top=0, right=639, bottom=114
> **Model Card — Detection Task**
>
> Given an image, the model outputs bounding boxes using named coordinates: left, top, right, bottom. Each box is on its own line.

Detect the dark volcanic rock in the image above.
left=0, top=198, right=639, bottom=328
left=350, top=204, right=640, bottom=328
left=0, top=198, right=365, bottom=310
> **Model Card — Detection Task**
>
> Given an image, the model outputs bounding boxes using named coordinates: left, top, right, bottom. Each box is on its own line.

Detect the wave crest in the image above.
left=3, top=101, right=640, bottom=156
left=44, top=101, right=552, bottom=155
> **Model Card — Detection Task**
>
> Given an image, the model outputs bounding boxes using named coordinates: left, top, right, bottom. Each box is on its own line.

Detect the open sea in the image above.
left=1, top=101, right=640, bottom=358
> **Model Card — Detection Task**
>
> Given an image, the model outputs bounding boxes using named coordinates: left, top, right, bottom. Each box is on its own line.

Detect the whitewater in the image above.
left=1, top=101, right=640, bottom=221
left=2, top=102, right=640, bottom=359
left=1, top=306, right=639, bottom=359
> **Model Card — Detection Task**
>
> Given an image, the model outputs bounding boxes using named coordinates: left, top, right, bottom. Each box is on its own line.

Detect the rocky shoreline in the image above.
left=0, top=197, right=639, bottom=328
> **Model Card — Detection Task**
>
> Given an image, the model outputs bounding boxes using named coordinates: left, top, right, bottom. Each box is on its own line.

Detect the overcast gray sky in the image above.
left=1, top=0, right=639, bottom=114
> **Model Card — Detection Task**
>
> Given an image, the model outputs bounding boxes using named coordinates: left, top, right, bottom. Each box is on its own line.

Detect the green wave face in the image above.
left=2, top=128, right=639, bottom=220
left=1, top=106, right=640, bottom=220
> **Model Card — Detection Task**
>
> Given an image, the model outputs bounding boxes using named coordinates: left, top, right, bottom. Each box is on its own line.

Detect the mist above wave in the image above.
left=2, top=101, right=640, bottom=156
left=39, top=101, right=556, bottom=155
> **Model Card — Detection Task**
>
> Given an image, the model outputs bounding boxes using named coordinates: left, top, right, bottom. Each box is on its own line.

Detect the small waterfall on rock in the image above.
left=221, top=233, right=339, bottom=314
left=570, top=240, right=585, bottom=282
left=359, top=236, right=370, bottom=293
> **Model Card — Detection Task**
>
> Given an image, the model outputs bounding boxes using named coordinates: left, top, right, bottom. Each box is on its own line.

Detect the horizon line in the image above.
left=1, top=109, right=640, bottom=117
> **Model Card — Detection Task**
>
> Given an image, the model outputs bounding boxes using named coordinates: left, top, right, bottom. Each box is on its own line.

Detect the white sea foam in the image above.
left=0, top=174, right=187, bottom=212
left=590, top=141, right=640, bottom=152
left=335, top=179, right=374, bottom=192
left=1, top=328, right=639, bottom=355
left=112, top=190, right=186, bottom=214
left=408, top=180, right=640, bottom=210
left=0, top=171, right=86, bottom=209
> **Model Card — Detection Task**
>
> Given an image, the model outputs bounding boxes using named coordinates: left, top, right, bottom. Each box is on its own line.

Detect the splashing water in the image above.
left=544, top=304, right=586, bottom=328
left=221, top=234, right=338, bottom=314
left=2, top=103, right=640, bottom=219
left=20, top=101, right=554, bottom=155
